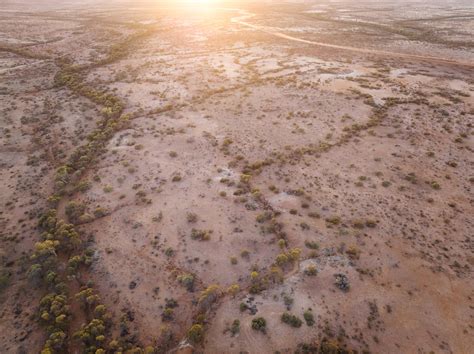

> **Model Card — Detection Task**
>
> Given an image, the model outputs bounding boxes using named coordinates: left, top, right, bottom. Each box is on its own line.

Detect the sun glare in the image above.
left=179, top=0, right=218, bottom=7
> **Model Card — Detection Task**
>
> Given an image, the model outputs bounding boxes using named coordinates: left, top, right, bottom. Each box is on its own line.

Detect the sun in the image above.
left=179, top=0, right=218, bottom=6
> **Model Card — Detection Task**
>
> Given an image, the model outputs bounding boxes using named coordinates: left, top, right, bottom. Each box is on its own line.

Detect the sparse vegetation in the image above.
left=3, top=2, right=472, bottom=353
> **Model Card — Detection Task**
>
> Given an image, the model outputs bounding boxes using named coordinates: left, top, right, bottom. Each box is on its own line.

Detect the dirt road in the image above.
left=231, top=10, right=474, bottom=68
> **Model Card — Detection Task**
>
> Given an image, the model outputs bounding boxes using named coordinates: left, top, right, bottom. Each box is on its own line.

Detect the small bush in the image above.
left=251, top=317, right=266, bottom=332
left=303, top=310, right=315, bottom=326
left=103, top=185, right=113, bottom=193
left=304, top=265, right=318, bottom=276
left=186, top=212, right=198, bottom=223
left=325, top=216, right=340, bottom=225
left=191, top=229, right=212, bottom=241
left=304, top=240, right=319, bottom=249
left=177, top=273, right=195, bottom=292
left=230, top=319, right=240, bottom=336
left=276, top=253, right=289, bottom=266
left=227, top=284, right=240, bottom=296
left=240, top=249, right=250, bottom=259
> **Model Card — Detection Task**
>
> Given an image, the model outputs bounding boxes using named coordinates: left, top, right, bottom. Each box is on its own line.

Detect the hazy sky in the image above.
left=3, top=0, right=473, bottom=11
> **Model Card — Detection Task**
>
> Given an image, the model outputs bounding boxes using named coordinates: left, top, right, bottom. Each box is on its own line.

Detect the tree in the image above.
left=198, top=285, right=220, bottom=311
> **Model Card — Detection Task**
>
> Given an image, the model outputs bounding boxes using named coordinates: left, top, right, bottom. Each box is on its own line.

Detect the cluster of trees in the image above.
left=183, top=285, right=222, bottom=345
left=74, top=287, right=156, bottom=353
left=33, top=23, right=163, bottom=354
left=296, top=337, right=355, bottom=354
left=34, top=53, right=128, bottom=352
left=67, top=250, right=93, bottom=275
left=244, top=247, right=301, bottom=295
left=97, top=27, right=155, bottom=67
left=54, top=67, right=124, bottom=119
left=29, top=210, right=80, bottom=286
left=29, top=209, right=103, bottom=353
left=29, top=210, right=113, bottom=353
left=39, top=293, right=70, bottom=353
left=65, top=201, right=87, bottom=224
left=53, top=106, right=130, bottom=195
left=73, top=317, right=107, bottom=353
left=52, top=61, right=131, bottom=196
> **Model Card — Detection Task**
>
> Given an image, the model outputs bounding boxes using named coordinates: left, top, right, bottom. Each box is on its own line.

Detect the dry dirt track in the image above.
left=230, top=10, right=474, bottom=69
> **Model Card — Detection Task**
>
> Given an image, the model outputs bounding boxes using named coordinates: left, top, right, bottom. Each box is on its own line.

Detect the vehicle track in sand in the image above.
left=230, top=10, right=474, bottom=69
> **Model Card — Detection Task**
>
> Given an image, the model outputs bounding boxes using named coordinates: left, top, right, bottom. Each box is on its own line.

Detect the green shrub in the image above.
left=303, top=310, right=315, bottom=326
left=251, top=317, right=266, bottom=332
left=281, top=312, right=302, bottom=328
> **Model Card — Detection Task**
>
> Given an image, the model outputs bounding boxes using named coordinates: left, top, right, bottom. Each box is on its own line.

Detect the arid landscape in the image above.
left=0, top=0, right=473, bottom=353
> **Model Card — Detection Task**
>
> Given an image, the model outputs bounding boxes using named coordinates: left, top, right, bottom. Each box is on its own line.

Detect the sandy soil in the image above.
left=0, top=0, right=473, bottom=353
